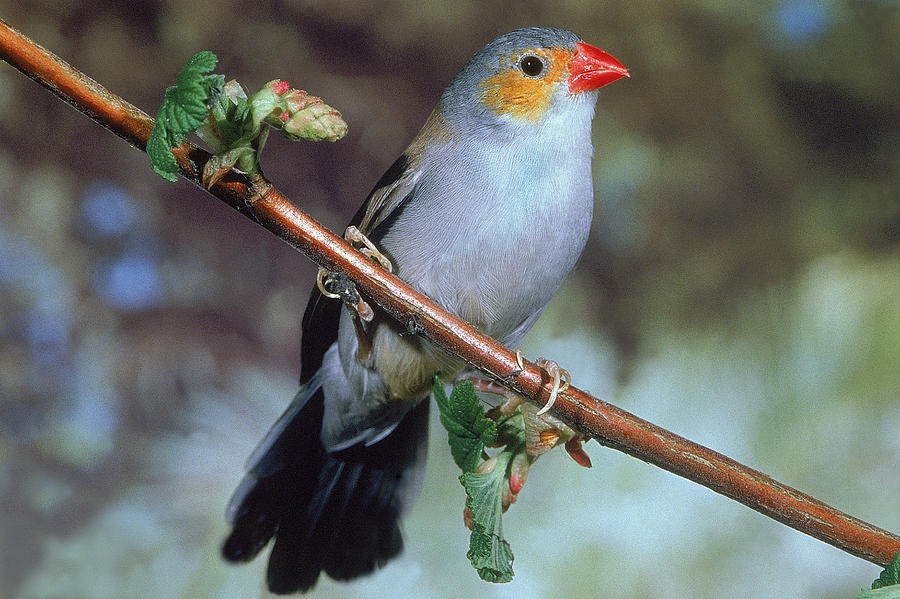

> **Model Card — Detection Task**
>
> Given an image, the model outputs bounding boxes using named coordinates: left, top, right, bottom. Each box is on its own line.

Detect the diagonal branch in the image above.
left=2, top=18, right=897, bottom=568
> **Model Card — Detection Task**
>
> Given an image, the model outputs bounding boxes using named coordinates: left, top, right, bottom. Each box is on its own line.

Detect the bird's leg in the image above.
left=350, top=311, right=373, bottom=366
left=344, top=225, right=393, bottom=273
left=316, top=269, right=373, bottom=320
left=517, top=353, right=591, bottom=467
left=514, top=350, right=572, bottom=416
left=469, top=378, right=526, bottom=416
left=313, top=226, right=392, bottom=322
left=316, top=269, right=374, bottom=365
left=314, top=227, right=394, bottom=366
left=470, top=351, right=572, bottom=420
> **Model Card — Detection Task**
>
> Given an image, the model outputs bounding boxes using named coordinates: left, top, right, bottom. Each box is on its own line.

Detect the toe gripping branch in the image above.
left=482, top=351, right=590, bottom=468
left=512, top=350, right=570, bottom=416
left=316, top=226, right=393, bottom=363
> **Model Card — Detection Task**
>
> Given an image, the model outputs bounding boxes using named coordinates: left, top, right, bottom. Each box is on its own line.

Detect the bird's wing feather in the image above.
left=356, top=153, right=423, bottom=236
left=299, top=150, right=422, bottom=383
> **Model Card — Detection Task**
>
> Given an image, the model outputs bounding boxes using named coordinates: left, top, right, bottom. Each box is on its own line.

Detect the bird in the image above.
left=221, top=26, right=628, bottom=594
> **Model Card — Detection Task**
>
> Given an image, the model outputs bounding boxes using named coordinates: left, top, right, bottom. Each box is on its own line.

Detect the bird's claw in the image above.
left=316, top=226, right=393, bottom=327
left=316, top=269, right=374, bottom=322
left=512, top=350, right=571, bottom=415
left=345, top=225, right=393, bottom=273
left=534, top=358, right=570, bottom=416
left=515, top=349, right=525, bottom=371
left=316, top=269, right=375, bottom=364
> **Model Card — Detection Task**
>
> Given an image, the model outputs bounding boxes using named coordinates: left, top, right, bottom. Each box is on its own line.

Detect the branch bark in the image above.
left=2, top=18, right=897, bottom=568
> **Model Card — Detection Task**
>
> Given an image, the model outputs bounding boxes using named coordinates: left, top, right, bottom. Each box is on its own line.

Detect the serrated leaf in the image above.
left=874, top=553, right=900, bottom=590
left=857, top=584, right=900, bottom=599
left=460, top=450, right=515, bottom=583
left=146, top=118, right=179, bottom=182
left=176, top=50, right=217, bottom=82
left=434, top=379, right=497, bottom=472
left=148, top=51, right=221, bottom=181
left=175, top=51, right=219, bottom=107
left=172, top=51, right=220, bottom=133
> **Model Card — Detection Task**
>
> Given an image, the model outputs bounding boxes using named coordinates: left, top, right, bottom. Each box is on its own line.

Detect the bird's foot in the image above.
left=314, top=225, right=392, bottom=323
left=534, top=358, right=570, bottom=416
left=316, top=269, right=374, bottom=321
left=469, top=378, right=526, bottom=416
left=315, top=269, right=375, bottom=365
left=344, top=225, right=393, bottom=272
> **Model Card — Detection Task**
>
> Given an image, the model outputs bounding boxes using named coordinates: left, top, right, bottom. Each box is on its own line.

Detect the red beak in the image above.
left=568, top=41, right=629, bottom=93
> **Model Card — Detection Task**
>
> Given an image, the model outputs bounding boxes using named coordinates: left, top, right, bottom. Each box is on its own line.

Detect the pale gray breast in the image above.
left=378, top=124, right=594, bottom=342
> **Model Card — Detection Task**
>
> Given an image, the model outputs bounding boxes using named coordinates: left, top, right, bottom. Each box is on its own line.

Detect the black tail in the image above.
left=222, top=385, right=429, bottom=594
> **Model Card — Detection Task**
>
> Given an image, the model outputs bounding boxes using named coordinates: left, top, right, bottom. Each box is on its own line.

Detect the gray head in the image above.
left=438, top=27, right=598, bottom=131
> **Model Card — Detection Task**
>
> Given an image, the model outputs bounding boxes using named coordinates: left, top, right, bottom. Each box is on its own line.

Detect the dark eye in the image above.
left=519, top=54, right=545, bottom=78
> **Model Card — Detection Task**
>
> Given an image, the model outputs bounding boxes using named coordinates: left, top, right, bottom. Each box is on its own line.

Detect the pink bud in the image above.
left=279, top=110, right=290, bottom=123
left=501, top=484, right=517, bottom=511
left=272, top=80, right=290, bottom=95
left=509, top=451, right=530, bottom=494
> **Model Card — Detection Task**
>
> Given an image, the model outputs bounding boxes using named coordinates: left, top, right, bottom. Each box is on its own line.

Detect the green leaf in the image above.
left=149, top=59, right=345, bottom=183
left=204, top=80, right=252, bottom=150
left=146, top=104, right=180, bottom=181
left=857, top=553, right=900, bottom=598
left=460, top=450, right=515, bottom=583
left=857, top=584, right=900, bottom=599
left=202, top=145, right=257, bottom=188
left=496, top=410, right=526, bottom=448
left=433, top=379, right=497, bottom=472
left=874, top=553, right=900, bottom=590
left=148, top=51, right=222, bottom=181
left=175, top=51, right=221, bottom=104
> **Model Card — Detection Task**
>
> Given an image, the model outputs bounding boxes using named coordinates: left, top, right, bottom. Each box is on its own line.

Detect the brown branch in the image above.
left=2, top=18, right=897, bottom=568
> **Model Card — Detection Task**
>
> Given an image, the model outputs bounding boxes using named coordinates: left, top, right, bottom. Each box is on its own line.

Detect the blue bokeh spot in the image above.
left=95, top=250, right=162, bottom=311
left=775, top=0, right=832, bottom=43
left=80, top=180, right=137, bottom=238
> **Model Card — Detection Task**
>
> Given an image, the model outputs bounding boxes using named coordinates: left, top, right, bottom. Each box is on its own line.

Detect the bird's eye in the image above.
left=518, top=54, right=545, bottom=78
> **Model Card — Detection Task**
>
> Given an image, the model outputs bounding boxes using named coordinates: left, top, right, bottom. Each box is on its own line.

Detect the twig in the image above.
left=1, top=17, right=897, bottom=568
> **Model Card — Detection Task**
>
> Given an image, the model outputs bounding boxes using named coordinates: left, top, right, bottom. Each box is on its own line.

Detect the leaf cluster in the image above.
left=433, top=378, right=527, bottom=584
left=147, top=51, right=222, bottom=181
left=147, top=51, right=347, bottom=185
left=859, top=552, right=900, bottom=598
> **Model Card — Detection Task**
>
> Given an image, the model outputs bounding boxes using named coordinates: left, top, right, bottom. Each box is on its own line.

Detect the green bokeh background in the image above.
left=1, top=2, right=897, bottom=598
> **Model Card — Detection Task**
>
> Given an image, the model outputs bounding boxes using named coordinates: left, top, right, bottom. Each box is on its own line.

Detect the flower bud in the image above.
left=271, top=79, right=290, bottom=96
left=508, top=450, right=531, bottom=494
left=281, top=101, right=348, bottom=142
left=476, top=455, right=499, bottom=475
left=501, top=482, right=517, bottom=512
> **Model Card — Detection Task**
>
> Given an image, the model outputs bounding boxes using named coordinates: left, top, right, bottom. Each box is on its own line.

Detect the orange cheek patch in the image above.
left=479, top=47, right=570, bottom=121
left=481, top=72, right=551, bottom=121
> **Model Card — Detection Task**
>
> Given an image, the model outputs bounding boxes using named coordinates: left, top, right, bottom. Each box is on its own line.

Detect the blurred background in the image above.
left=1, top=1, right=897, bottom=598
